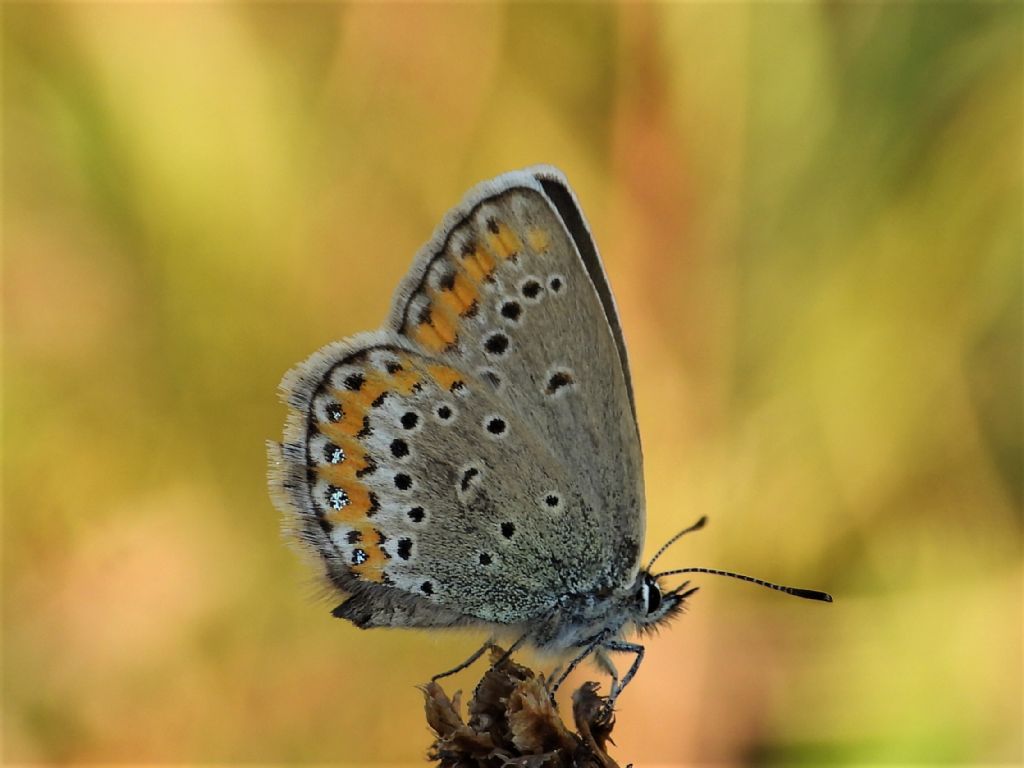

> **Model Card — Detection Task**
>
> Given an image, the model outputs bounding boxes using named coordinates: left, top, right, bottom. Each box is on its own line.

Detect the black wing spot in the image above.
left=385, top=361, right=403, bottom=374
left=500, top=301, right=522, bottom=321
left=521, top=279, right=542, bottom=299
left=479, top=552, right=492, bottom=566
left=344, top=373, right=365, bottom=391
left=351, top=549, right=368, bottom=565
left=484, top=333, right=509, bottom=356
left=545, top=494, right=560, bottom=508
left=327, top=486, right=350, bottom=510
left=501, top=521, right=515, bottom=538
left=549, top=276, right=564, bottom=293
left=394, top=473, right=413, bottom=491
left=325, top=402, right=343, bottom=423
left=436, top=405, right=453, bottom=421
left=371, top=392, right=388, bottom=408
left=324, top=443, right=345, bottom=464
left=407, top=506, right=425, bottom=523
left=486, top=417, right=507, bottom=436
left=421, top=581, right=434, bottom=595
left=438, top=270, right=456, bottom=291
left=401, top=411, right=419, bottom=430
left=545, top=371, right=574, bottom=395
left=368, top=492, right=380, bottom=514
left=460, top=467, right=480, bottom=492
left=357, top=416, right=372, bottom=437
left=397, top=538, right=413, bottom=561
left=390, top=438, right=409, bottom=458
left=346, top=530, right=361, bottom=544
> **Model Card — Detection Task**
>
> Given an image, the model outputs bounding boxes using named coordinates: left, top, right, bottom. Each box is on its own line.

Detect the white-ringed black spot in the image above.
left=545, top=370, right=575, bottom=395
left=407, top=506, right=425, bottom=523
left=352, top=549, right=368, bottom=565
left=484, top=333, right=509, bottom=357
left=485, top=416, right=507, bottom=437
left=500, top=300, right=522, bottom=322
left=324, top=443, right=345, bottom=464
left=479, top=552, right=492, bottom=566
left=548, top=275, right=565, bottom=293
left=436, top=404, right=454, bottom=422
left=325, top=402, right=343, bottom=423
left=390, top=438, right=409, bottom=458
left=521, top=278, right=543, bottom=301
left=397, top=538, right=413, bottom=560
left=394, top=473, right=413, bottom=491
left=327, top=486, right=350, bottom=510
left=421, top=581, right=434, bottom=595
left=400, top=411, right=419, bottom=430
left=543, top=492, right=563, bottom=511
left=501, top=521, right=515, bottom=538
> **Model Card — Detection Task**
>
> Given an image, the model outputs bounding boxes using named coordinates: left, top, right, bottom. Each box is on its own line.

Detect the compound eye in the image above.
left=644, top=575, right=662, bottom=614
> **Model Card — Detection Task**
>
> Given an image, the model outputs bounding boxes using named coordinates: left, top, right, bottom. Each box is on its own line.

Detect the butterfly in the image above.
left=267, top=166, right=831, bottom=705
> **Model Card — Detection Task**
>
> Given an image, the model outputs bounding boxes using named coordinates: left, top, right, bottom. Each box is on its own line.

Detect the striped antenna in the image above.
left=646, top=515, right=708, bottom=571
left=654, top=567, right=833, bottom=602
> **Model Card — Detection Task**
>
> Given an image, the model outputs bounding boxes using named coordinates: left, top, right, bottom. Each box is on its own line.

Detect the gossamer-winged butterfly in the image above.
left=267, top=166, right=831, bottom=705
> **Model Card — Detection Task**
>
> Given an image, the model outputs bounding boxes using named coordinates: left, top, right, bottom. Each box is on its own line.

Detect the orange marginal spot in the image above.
left=527, top=227, right=551, bottom=253
left=345, top=377, right=388, bottom=410
left=427, top=363, right=465, bottom=391
left=486, top=221, right=523, bottom=260
left=451, top=272, right=479, bottom=313
left=433, top=288, right=467, bottom=323
left=472, top=246, right=497, bottom=277
left=316, top=448, right=371, bottom=484
left=350, top=527, right=387, bottom=582
left=320, top=396, right=368, bottom=438
left=460, top=251, right=487, bottom=283
left=413, top=319, right=448, bottom=353
left=387, top=363, right=421, bottom=395
left=323, top=482, right=373, bottom=523
left=430, top=309, right=457, bottom=345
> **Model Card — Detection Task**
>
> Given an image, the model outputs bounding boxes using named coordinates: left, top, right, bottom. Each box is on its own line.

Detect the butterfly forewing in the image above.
left=388, top=169, right=645, bottom=586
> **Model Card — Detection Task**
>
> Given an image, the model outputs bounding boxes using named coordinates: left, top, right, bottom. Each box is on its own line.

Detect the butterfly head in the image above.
left=628, top=515, right=833, bottom=634
left=629, top=570, right=696, bottom=633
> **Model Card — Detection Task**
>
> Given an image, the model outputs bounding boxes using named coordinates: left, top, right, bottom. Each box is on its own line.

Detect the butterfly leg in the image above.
left=593, top=647, right=620, bottom=694
left=548, top=631, right=608, bottom=699
left=602, top=640, right=645, bottom=705
left=430, top=637, right=497, bottom=681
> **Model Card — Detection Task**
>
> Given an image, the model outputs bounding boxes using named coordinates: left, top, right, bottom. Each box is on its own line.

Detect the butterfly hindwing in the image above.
left=270, top=330, right=615, bottom=625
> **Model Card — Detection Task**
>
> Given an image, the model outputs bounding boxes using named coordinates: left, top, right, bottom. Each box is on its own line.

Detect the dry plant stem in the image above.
left=422, top=647, right=623, bottom=768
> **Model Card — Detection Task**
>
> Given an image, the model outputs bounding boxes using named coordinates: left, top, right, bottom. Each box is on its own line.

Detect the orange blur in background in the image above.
left=3, top=3, right=1021, bottom=765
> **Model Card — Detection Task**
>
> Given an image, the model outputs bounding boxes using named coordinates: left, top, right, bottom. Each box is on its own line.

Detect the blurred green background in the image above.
left=4, top=2, right=1021, bottom=765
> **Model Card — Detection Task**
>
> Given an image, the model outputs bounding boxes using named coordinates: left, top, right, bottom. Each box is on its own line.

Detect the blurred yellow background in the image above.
left=4, top=3, right=1021, bottom=765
